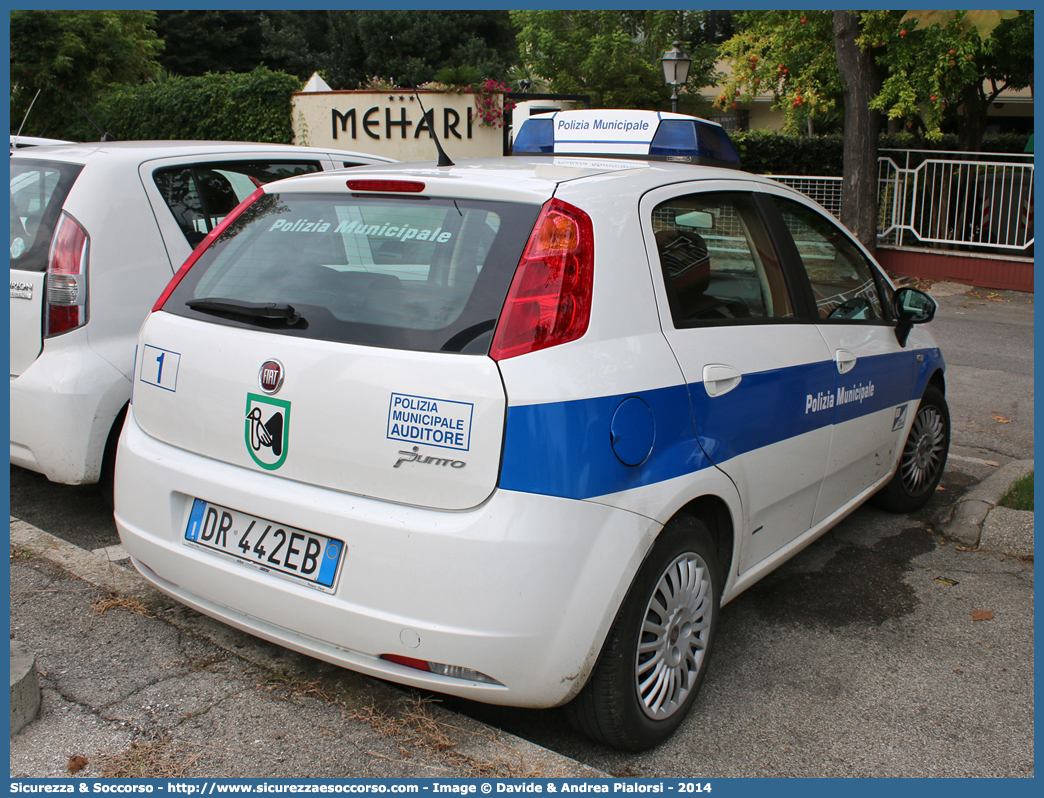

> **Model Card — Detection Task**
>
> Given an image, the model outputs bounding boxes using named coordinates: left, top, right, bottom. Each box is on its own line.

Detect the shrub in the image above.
left=66, top=67, right=302, bottom=143
left=729, top=130, right=1032, bottom=176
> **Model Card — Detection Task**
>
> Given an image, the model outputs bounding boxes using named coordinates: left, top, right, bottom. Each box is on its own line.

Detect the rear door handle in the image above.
left=703, top=364, right=742, bottom=397
left=835, top=349, right=857, bottom=375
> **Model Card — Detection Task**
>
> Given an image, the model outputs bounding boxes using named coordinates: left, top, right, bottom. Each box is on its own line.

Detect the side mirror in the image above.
left=674, top=210, right=714, bottom=229
left=892, top=287, right=937, bottom=347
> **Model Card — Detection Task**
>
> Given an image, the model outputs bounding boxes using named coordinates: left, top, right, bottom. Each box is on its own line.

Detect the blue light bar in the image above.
left=512, top=118, right=554, bottom=153
left=512, top=110, right=740, bottom=167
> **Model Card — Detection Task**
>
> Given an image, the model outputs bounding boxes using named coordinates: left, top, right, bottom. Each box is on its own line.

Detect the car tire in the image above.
left=98, top=405, right=128, bottom=509
left=871, top=384, right=950, bottom=513
left=565, top=515, right=721, bottom=751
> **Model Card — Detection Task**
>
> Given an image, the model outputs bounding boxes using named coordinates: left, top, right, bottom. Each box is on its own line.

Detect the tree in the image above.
left=511, top=10, right=720, bottom=112
left=152, top=11, right=266, bottom=77
left=715, top=12, right=840, bottom=137
left=714, top=10, right=1031, bottom=251
left=834, top=12, right=881, bottom=254
left=717, top=10, right=1031, bottom=147
left=10, top=10, right=163, bottom=138
left=258, top=11, right=517, bottom=90
left=868, top=10, right=1032, bottom=151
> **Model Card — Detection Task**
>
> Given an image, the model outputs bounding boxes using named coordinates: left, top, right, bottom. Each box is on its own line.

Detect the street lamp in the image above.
left=660, top=41, right=692, bottom=114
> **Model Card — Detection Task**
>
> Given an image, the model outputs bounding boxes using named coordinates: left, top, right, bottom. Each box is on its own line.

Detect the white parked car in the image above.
left=114, top=111, right=948, bottom=750
left=10, top=141, right=394, bottom=495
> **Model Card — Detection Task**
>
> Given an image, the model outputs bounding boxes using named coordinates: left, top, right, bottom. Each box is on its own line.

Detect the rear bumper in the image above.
left=114, top=408, right=659, bottom=707
left=10, top=337, right=130, bottom=484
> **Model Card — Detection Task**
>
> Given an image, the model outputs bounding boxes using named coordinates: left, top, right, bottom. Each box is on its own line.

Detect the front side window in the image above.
left=774, top=196, right=887, bottom=321
left=165, top=192, right=541, bottom=354
left=154, top=161, right=324, bottom=247
left=653, top=191, right=794, bottom=325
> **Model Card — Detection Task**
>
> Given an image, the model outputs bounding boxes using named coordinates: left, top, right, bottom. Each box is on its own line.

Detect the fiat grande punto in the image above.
left=115, top=110, right=948, bottom=751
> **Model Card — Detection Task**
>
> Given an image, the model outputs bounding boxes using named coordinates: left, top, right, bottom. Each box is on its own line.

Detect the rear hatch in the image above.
left=9, top=158, right=83, bottom=376
left=132, top=181, right=545, bottom=510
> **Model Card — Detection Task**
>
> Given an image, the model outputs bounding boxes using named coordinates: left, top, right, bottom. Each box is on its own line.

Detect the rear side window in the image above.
left=10, top=159, right=83, bottom=273
left=653, top=191, right=794, bottom=325
left=153, top=161, right=324, bottom=247
left=165, top=192, right=541, bottom=354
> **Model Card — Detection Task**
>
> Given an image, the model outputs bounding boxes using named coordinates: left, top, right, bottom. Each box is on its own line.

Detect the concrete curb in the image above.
left=980, top=506, right=1034, bottom=559
left=935, top=459, right=1034, bottom=547
left=10, top=640, right=41, bottom=735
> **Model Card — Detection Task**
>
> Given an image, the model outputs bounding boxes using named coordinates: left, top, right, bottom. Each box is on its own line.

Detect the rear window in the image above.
left=164, top=192, right=542, bottom=354
left=10, top=159, right=83, bottom=273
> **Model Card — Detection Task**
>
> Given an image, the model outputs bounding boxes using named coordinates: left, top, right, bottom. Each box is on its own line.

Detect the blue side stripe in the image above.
left=689, top=359, right=837, bottom=465
left=499, top=384, right=709, bottom=500
left=499, top=348, right=943, bottom=501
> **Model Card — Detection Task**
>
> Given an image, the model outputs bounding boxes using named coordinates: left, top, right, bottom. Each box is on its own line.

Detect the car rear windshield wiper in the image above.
left=185, top=298, right=305, bottom=328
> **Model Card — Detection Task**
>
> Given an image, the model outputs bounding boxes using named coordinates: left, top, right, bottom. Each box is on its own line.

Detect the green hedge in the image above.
left=730, top=131, right=844, bottom=176
left=69, top=67, right=302, bottom=143
left=731, top=130, right=1032, bottom=176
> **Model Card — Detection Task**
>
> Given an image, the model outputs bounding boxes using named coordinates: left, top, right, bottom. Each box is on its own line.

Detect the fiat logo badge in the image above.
left=259, top=360, right=284, bottom=394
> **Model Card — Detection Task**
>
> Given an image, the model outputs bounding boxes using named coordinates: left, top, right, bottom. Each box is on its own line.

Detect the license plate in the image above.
left=184, top=499, right=343, bottom=591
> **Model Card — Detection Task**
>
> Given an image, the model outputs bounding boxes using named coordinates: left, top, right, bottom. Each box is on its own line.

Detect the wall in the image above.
left=291, top=90, right=506, bottom=161
left=876, top=247, right=1034, bottom=292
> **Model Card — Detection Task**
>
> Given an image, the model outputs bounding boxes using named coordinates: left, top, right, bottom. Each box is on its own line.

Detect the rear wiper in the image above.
left=186, top=298, right=304, bottom=326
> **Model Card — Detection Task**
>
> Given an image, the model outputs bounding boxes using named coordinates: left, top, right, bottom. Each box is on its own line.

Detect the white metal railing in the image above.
left=774, top=149, right=1034, bottom=253
left=771, top=175, right=843, bottom=220
left=878, top=149, right=1033, bottom=251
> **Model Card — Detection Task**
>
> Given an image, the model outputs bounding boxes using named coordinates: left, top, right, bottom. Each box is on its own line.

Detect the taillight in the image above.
left=346, top=179, right=425, bottom=193
left=152, top=186, right=266, bottom=312
left=489, top=198, right=594, bottom=361
left=379, top=655, right=501, bottom=685
left=45, top=213, right=90, bottom=337
left=381, top=655, right=431, bottom=672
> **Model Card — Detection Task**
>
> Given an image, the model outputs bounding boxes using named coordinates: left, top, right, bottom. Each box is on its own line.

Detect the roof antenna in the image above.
left=16, top=89, right=41, bottom=137
left=390, top=36, right=454, bottom=167
left=71, top=100, right=116, bottom=141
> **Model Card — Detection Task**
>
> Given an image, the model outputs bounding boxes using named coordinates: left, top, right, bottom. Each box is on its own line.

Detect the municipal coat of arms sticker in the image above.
left=245, top=393, right=291, bottom=470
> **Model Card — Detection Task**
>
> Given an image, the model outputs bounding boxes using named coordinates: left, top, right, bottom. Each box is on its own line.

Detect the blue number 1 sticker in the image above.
left=140, top=345, right=181, bottom=392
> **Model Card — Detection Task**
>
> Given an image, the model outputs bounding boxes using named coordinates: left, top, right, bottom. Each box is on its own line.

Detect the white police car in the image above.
left=115, top=110, right=948, bottom=751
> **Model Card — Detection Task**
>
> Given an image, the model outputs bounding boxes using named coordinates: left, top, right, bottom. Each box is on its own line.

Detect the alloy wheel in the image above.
left=635, top=553, right=713, bottom=720
left=900, top=405, right=947, bottom=496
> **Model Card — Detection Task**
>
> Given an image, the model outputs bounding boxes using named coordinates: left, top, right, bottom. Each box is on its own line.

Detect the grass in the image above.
left=9, top=545, right=35, bottom=563
left=91, top=592, right=151, bottom=617
left=999, top=471, right=1033, bottom=511
left=257, top=676, right=543, bottom=778
left=94, top=737, right=199, bottom=778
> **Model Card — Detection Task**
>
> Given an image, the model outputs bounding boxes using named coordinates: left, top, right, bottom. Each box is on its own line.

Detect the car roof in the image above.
left=260, top=155, right=785, bottom=205
left=10, top=134, right=74, bottom=149
left=9, top=140, right=395, bottom=165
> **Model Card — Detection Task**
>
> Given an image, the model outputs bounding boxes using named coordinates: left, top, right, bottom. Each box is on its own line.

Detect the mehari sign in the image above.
left=291, top=90, right=506, bottom=161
